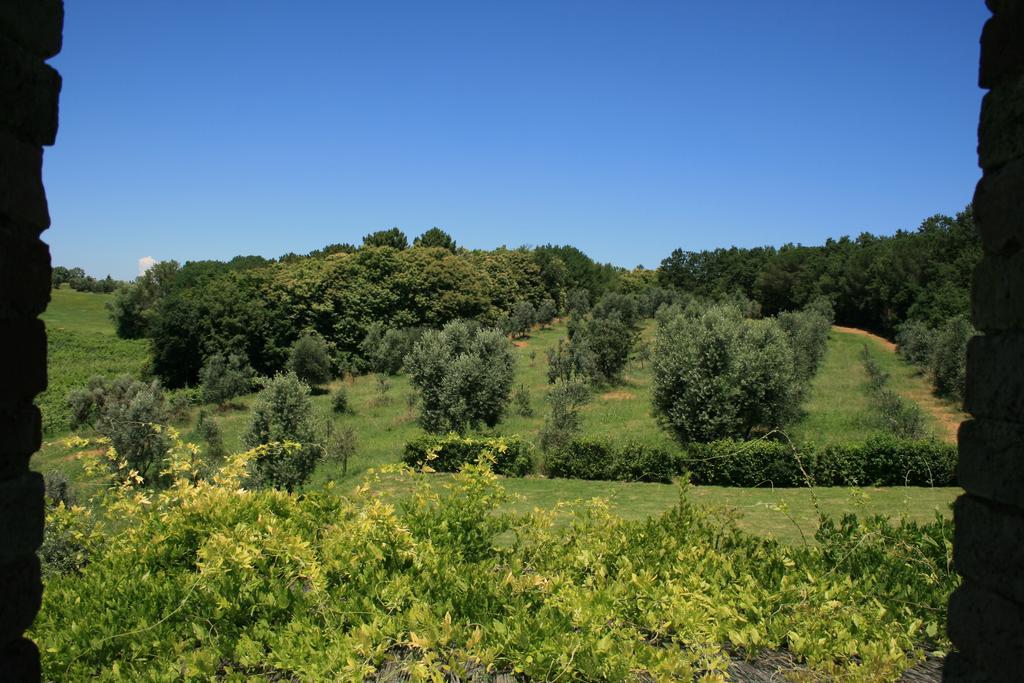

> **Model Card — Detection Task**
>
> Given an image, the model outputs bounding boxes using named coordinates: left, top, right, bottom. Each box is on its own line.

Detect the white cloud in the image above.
left=138, top=256, right=158, bottom=276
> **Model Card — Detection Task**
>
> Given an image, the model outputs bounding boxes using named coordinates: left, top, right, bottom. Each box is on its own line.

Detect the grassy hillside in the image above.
left=790, top=326, right=966, bottom=445
left=37, top=288, right=149, bottom=436
left=33, top=293, right=962, bottom=544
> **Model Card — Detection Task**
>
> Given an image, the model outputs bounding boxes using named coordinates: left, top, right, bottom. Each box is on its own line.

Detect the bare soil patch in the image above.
left=601, top=390, right=636, bottom=401
left=832, top=325, right=897, bottom=352
left=512, top=340, right=528, bottom=348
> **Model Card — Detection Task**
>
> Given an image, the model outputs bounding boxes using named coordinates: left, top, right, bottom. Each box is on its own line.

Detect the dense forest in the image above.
left=101, top=209, right=978, bottom=390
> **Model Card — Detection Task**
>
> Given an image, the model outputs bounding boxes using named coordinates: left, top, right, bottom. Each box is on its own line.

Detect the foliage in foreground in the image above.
left=34, top=438, right=955, bottom=681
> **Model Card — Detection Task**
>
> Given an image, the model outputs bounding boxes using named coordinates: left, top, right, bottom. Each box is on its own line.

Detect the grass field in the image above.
left=34, top=293, right=962, bottom=543
left=36, top=288, right=149, bottom=436
left=789, top=327, right=966, bottom=445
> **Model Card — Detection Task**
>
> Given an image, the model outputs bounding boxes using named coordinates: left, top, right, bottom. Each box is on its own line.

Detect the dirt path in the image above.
left=832, top=325, right=963, bottom=443
left=832, top=325, right=897, bottom=351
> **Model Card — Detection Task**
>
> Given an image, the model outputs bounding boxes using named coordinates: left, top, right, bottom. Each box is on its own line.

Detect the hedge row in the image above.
left=683, top=435, right=957, bottom=487
left=402, top=433, right=533, bottom=477
left=545, top=439, right=676, bottom=483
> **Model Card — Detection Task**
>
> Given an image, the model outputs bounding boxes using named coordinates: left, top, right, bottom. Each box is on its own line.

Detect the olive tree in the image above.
left=405, top=320, right=516, bottom=434
left=66, top=375, right=171, bottom=484
left=243, top=373, right=322, bottom=491
left=651, top=305, right=801, bottom=443
left=287, top=331, right=333, bottom=388
left=199, top=352, right=253, bottom=406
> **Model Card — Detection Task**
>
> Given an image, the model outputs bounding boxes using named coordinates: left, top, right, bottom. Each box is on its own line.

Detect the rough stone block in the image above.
left=0, top=473, right=42, bottom=564
left=965, top=332, right=1024, bottom=421
left=981, top=9, right=1024, bottom=89
left=974, top=157, right=1024, bottom=256
left=954, top=494, right=1024, bottom=604
left=0, top=33, right=61, bottom=146
left=0, top=231, right=50, bottom=319
left=979, top=74, right=1024, bottom=170
left=987, top=1, right=1023, bottom=18
left=0, top=637, right=39, bottom=682
left=944, top=651, right=996, bottom=682
left=0, top=130, right=50, bottom=234
left=0, top=403, right=40, bottom=482
left=0, top=555, right=41, bottom=645
left=0, top=318, right=46, bottom=403
left=0, top=1, right=63, bottom=59
left=973, top=251, right=1024, bottom=331
left=948, top=580, right=1024, bottom=682
left=960, top=418, right=1024, bottom=508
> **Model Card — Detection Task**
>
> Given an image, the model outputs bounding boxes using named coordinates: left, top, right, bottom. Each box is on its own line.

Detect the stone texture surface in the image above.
left=948, top=580, right=1024, bottom=681
left=980, top=9, right=1024, bottom=89
left=972, top=251, right=1024, bottom=331
left=972, top=157, right=1024, bottom=255
left=948, top=4, right=1024, bottom=680
left=0, top=1, right=63, bottom=59
left=0, top=555, right=42, bottom=645
left=964, top=333, right=1024, bottom=421
left=0, top=318, right=46, bottom=403
left=0, top=34, right=61, bottom=146
left=0, top=229, right=50, bottom=319
left=978, top=74, right=1024, bottom=171
left=959, top=418, right=1024, bottom=509
left=0, top=1, right=62, bottom=677
left=954, top=494, right=1024, bottom=605
left=0, top=130, right=50, bottom=233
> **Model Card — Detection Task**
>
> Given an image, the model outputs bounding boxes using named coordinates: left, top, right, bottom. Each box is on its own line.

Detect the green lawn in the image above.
left=789, top=327, right=965, bottom=445
left=33, top=293, right=963, bottom=543
left=36, top=288, right=149, bottom=436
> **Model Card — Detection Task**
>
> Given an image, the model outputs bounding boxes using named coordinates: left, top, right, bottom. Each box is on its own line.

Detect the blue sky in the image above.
left=46, top=1, right=988, bottom=280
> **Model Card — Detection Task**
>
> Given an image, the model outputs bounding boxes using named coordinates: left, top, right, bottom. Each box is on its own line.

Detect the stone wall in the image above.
left=0, top=1, right=63, bottom=679
left=946, top=1, right=1024, bottom=680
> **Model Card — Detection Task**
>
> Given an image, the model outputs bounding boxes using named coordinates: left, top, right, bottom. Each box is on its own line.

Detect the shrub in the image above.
left=895, top=319, right=935, bottom=369
left=574, top=316, right=636, bottom=384
left=652, top=305, right=802, bottom=443
left=545, top=439, right=675, bottom=483
left=405, top=321, right=516, bottom=434
left=359, top=323, right=423, bottom=375
left=402, top=433, right=533, bottom=476
left=513, top=384, right=534, bottom=417
left=331, top=386, right=353, bottom=414
left=166, top=386, right=202, bottom=422
left=195, top=409, right=225, bottom=459
left=682, top=439, right=804, bottom=487
left=536, top=298, right=558, bottom=327
left=680, top=436, right=956, bottom=487
left=509, top=300, right=536, bottom=338
left=776, top=308, right=831, bottom=384
left=44, top=471, right=75, bottom=508
left=538, top=381, right=591, bottom=453
left=39, top=502, right=100, bottom=580
left=321, top=421, right=357, bottom=476
left=546, top=337, right=595, bottom=385
left=66, top=375, right=171, bottom=483
left=243, top=373, right=321, bottom=491
left=860, top=346, right=929, bottom=439
left=930, top=315, right=974, bottom=402
left=286, top=331, right=333, bottom=388
left=199, top=352, right=254, bottom=405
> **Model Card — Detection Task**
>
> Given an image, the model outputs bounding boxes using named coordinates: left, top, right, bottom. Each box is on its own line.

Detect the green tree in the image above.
left=66, top=375, right=171, bottom=484
left=108, top=260, right=180, bottom=339
left=652, top=305, right=802, bottom=443
left=930, top=315, right=974, bottom=402
left=243, top=373, right=321, bottom=491
left=508, top=301, right=536, bottom=338
left=539, top=381, right=591, bottom=453
left=362, top=227, right=409, bottom=250
left=574, top=316, right=636, bottom=384
left=405, top=320, right=516, bottom=434
left=199, top=352, right=253, bottom=406
left=536, top=298, right=558, bottom=328
left=413, top=227, right=457, bottom=252
left=287, top=331, right=333, bottom=388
